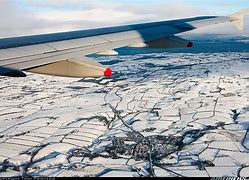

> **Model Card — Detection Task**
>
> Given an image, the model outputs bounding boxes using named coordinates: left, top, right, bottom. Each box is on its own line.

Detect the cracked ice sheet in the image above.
left=0, top=52, right=249, bottom=177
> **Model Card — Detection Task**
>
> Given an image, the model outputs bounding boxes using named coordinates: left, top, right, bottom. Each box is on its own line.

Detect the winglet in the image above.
left=230, top=8, right=249, bottom=31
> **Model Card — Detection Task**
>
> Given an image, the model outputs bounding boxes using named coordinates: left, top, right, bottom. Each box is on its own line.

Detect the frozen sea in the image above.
left=0, top=34, right=249, bottom=177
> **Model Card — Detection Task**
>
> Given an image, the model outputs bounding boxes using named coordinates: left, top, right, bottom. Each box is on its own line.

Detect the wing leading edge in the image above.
left=0, top=8, right=248, bottom=78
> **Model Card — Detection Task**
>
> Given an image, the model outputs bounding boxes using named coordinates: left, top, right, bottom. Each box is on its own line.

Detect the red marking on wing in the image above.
left=187, top=42, right=193, bottom=48
left=104, top=68, right=113, bottom=77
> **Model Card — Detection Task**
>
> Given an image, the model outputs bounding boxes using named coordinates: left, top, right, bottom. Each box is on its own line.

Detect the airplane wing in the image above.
left=0, top=8, right=248, bottom=78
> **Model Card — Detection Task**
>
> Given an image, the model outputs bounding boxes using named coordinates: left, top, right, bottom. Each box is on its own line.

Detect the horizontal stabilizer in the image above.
left=130, top=36, right=193, bottom=49
left=27, top=57, right=112, bottom=78
left=230, top=8, right=249, bottom=31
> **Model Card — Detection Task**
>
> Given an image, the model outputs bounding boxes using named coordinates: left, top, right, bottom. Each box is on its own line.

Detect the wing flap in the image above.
left=46, top=36, right=108, bottom=51
left=0, top=44, right=56, bottom=61
left=27, top=56, right=110, bottom=78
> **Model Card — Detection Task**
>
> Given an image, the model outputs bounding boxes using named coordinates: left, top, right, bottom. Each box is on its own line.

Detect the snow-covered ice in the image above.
left=0, top=51, right=249, bottom=177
